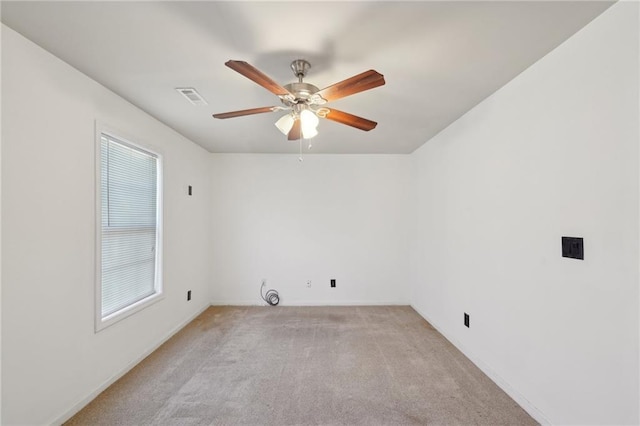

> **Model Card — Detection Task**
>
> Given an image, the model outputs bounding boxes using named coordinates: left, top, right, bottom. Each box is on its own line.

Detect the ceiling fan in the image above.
left=213, top=59, right=385, bottom=140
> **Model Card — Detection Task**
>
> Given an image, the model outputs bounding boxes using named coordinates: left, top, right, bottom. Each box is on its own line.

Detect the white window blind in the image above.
left=100, top=134, right=160, bottom=319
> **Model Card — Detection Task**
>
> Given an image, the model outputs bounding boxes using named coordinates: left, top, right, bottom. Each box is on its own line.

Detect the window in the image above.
left=96, top=129, right=163, bottom=330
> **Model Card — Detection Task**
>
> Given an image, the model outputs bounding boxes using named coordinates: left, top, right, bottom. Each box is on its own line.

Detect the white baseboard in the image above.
left=210, top=300, right=409, bottom=306
left=410, top=304, right=551, bottom=426
left=50, top=303, right=211, bottom=425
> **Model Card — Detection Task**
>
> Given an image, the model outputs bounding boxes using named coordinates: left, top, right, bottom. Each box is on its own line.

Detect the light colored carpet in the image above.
left=66, top=306, right=537, bottom=425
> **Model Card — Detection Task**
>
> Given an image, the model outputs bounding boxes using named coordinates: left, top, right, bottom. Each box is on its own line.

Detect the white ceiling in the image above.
left=1, top=1, right=613, bottom=154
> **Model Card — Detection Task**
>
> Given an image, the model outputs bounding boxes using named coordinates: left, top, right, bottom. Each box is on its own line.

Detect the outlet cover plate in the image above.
left=562, top=236, right=584, bottom=260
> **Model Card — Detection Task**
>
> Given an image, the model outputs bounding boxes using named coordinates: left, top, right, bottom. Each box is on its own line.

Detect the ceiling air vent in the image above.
left=176, top=87, right=208, bottom=106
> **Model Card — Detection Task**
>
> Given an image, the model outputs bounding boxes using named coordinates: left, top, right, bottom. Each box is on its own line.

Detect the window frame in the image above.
left=95, top=122, right=164, bottom=332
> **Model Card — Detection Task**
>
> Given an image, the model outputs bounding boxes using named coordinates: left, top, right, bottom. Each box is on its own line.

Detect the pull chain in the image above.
left=298, top=136, right=303, bottom=162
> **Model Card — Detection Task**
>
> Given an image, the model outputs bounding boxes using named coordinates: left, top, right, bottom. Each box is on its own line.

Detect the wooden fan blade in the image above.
left=288, top=119, right=301, bottom=140
left=226, top=60, right=292, bottom=97
left=316, top=70, right=385, bottom=103
left=213, top=106, right=277, bottom=119
left=323, top=108, right=378, bottom=131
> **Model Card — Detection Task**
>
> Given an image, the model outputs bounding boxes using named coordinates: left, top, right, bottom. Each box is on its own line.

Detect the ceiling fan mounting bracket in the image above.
left=290, top=59, right=311, bottom=81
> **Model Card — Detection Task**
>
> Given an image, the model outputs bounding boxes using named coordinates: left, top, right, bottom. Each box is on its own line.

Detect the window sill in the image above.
left=95, top=292, right=164, bottom=332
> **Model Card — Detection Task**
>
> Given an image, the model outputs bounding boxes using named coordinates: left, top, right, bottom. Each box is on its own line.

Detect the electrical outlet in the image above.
left=464, top=313, right=470, bottom=328
left=330, top=279, right=336, bottom=288
left=306, top=280, right=312, bottom=288
left=187, top=290, right=192, bottom=301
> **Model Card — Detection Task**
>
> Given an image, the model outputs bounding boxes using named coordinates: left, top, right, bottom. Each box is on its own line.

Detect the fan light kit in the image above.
left=213, top=59, right=385, bottom=143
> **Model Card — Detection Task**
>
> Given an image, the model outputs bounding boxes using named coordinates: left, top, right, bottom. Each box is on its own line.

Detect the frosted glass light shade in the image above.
left=302, top=126, right=318, bottom=139
left=300, top=109, right=319, bottom=139
left=275, top=114, right=295, bottom=135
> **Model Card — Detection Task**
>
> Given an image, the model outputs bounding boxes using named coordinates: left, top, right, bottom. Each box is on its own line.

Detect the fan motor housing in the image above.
left=283, top=82, right=319, bottom=104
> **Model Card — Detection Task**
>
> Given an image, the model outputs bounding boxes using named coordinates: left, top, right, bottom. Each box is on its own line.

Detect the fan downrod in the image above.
left=290, top=59, right=311, bottom=82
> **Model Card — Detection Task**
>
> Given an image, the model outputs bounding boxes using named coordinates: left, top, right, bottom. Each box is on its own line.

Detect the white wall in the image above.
left=1, top=25, right=212, bottom=425
left=210, top=154, right=412, bottom=305
left=0, top=15, right=4, bottom=425
left=411, top=2, right=639, bottom=424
